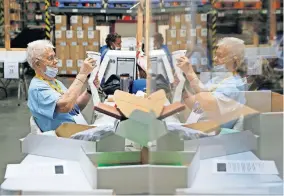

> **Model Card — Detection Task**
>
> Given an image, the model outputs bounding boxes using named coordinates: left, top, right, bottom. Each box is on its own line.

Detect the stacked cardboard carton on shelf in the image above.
left=55, top=15, right=100, bottom=75
left=166, top=13, right=208, bottom=52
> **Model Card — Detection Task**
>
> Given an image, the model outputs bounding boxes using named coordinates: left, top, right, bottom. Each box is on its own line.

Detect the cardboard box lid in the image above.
left=114, top=90, right=167, bottom=118
left=94, top=101, right=185, bottom=121
left=94, top=103, right=125, bottom=120
left=183, top=121, right=220, bottom=134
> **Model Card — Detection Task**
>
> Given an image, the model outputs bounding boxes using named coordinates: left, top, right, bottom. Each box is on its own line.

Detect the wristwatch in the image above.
left=87, top=85, right=92, bottom=95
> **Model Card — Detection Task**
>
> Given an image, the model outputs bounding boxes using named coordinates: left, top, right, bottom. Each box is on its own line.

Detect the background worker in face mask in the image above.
left=153, top=33, right=174, bottom=69
left=177, top=37, right=247, bottom=129
left=99, top=33, right=122, bottom=62
left=27, top=40, right=96, bottom=132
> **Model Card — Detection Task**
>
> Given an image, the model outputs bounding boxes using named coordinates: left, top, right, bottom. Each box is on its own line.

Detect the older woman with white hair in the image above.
left=27, top=40, right=96, bottom=132
left=177, top=37, right=247, bottom=129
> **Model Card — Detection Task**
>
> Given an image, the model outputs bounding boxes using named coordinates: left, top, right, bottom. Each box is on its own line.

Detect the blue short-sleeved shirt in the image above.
left=27, top=77, right=80, bottom=132
left=203, top=73, right=247, bottom=129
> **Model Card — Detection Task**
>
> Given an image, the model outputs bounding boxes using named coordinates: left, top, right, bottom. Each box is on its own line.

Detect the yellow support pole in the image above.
left=4, top=0, right=10, bottom=49
left=45, top=0, right=51, bottom=39
left=0, top=0, right=4, bottom=46
left=211, top=0, right=217, bottom=57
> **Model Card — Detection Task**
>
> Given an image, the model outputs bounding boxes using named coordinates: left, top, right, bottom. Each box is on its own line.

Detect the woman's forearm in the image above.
left=76, top=90, right=91, bottom=111
left=185, top=70, right=205, bottom=93
left=56, top=73, right=88, bottom=113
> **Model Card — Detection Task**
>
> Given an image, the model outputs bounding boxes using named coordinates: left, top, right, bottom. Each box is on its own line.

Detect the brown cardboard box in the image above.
left=77, top=30, right=88, bottom=44
left=77, top=59, right=84, bottom=73
left=169, top=15, right=181, bottom=30
left=181, top=14, right=191, bottom=30
left=196, top=14, right=207, bottom=27
left=168, top=45, right=179, bottom=53
left=177, top=29, right=187, bottom=44
left=70, top=45, right=81, bottom=60
left=196, top=28, right=208, bottom=38
left=55, top=15, right=67, bottom=31
left=166, top=29, right=177, bottom=46
left=86, top=44, right=100, bottom=52
left=56, top=42, right=69, bottom=60
left=66, top=59, right=78, bottom=75
left=70, top=15, right=83, bottom=31
left=55, top=30, right=66, bottom=44
left=57, top=59, right=67, bottom=75
left=187, top=28, right=197, bottom=38
left=83, top=16, right=95, bottom=31
left=66, top=30, right=77, bottom=44
left=87, top=30, right=100, bottom=44
left=179, top=44, right=188, bottom=50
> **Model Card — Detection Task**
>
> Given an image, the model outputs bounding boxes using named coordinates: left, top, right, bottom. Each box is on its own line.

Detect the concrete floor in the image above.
left=0, top=76, right=94, bottom=184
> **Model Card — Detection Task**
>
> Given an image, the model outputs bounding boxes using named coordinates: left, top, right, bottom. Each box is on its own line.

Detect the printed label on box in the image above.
left=72, top=70, right=78, bottom=74
left=185, top=14, right=191, bottom=22
left=61, top=26, right=67, bottom=31
left=60, top=70, right=67, bottom=75
left=201, top=14, right=207, bottom=22
left=83, top=16, right=89, bottom=24
left=93, top=42, right=99, bottom=46
left=77, top=60, right=84, bottom=67
left=171, top=30, right=176, bottom=38
left=201, top=58, right=208, bottom=65
left=77, top=30, right=84, bottom=39
left=197, top=39, right=203, bottom=44
left=180, top=30, right=186, bottom=37
left=55, top=31, right=62, bottom=39
left=71, top=16, right=78, bottom=24
left=167, top=41, right=172, bottom=45
left=177, top=41, right=181, bottom=44
left=60, top=42, right=67, bottom=46
left=82, top=42, right=88, bottom=46
left=66, top=60, right=73, bottom=67
left=55, top=16, right=61, bottom=24
left=201, top=29, right=207, bottom=37
left=76, top=27, right=83, bottom=31
left=57, top=60, right=62, bottom=67
left=71, top=42, right=77, bottom=46
left=66, top=31, right=73, bottom=39
left=191, top=29, right=196, bottom=37
left=175, top=15, right=181, bottom=22
left=88, top=31, right=94, bottom=39
left=186, top=40, right=191, bottom=44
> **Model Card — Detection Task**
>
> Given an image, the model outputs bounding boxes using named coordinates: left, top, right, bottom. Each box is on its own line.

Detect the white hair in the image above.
left=217, top=37, right=245, bottom=61
left=217, top=37, right=246, bottom=75
left=26, top=40, right=54, bottom=68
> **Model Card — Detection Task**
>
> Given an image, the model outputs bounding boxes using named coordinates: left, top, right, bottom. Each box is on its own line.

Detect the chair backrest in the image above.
left=30, top=116, right=43, bottom=134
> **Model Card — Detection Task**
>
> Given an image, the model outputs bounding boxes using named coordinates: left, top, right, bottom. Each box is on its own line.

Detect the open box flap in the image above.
left=115, top=110, right=168, bottom=146
left=56, top=123, right=96, bottom=138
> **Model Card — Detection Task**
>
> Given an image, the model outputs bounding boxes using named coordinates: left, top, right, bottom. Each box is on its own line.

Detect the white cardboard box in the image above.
left=21, top=133, right=125, bottom=161
left=82, top=149, right=200, bottom=195
left=156, top=130, right=258, bottom=160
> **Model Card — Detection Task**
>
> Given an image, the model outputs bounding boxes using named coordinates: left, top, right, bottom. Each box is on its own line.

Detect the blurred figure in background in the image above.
left=153, top=33, right=173, bottom=69
left=99, top=33, right=122, bottom=62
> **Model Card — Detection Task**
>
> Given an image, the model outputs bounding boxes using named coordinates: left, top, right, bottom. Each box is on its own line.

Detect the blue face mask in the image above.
left=44, top=66, right=58, bottom=78
left=213, top=64, right=228, bottom=72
